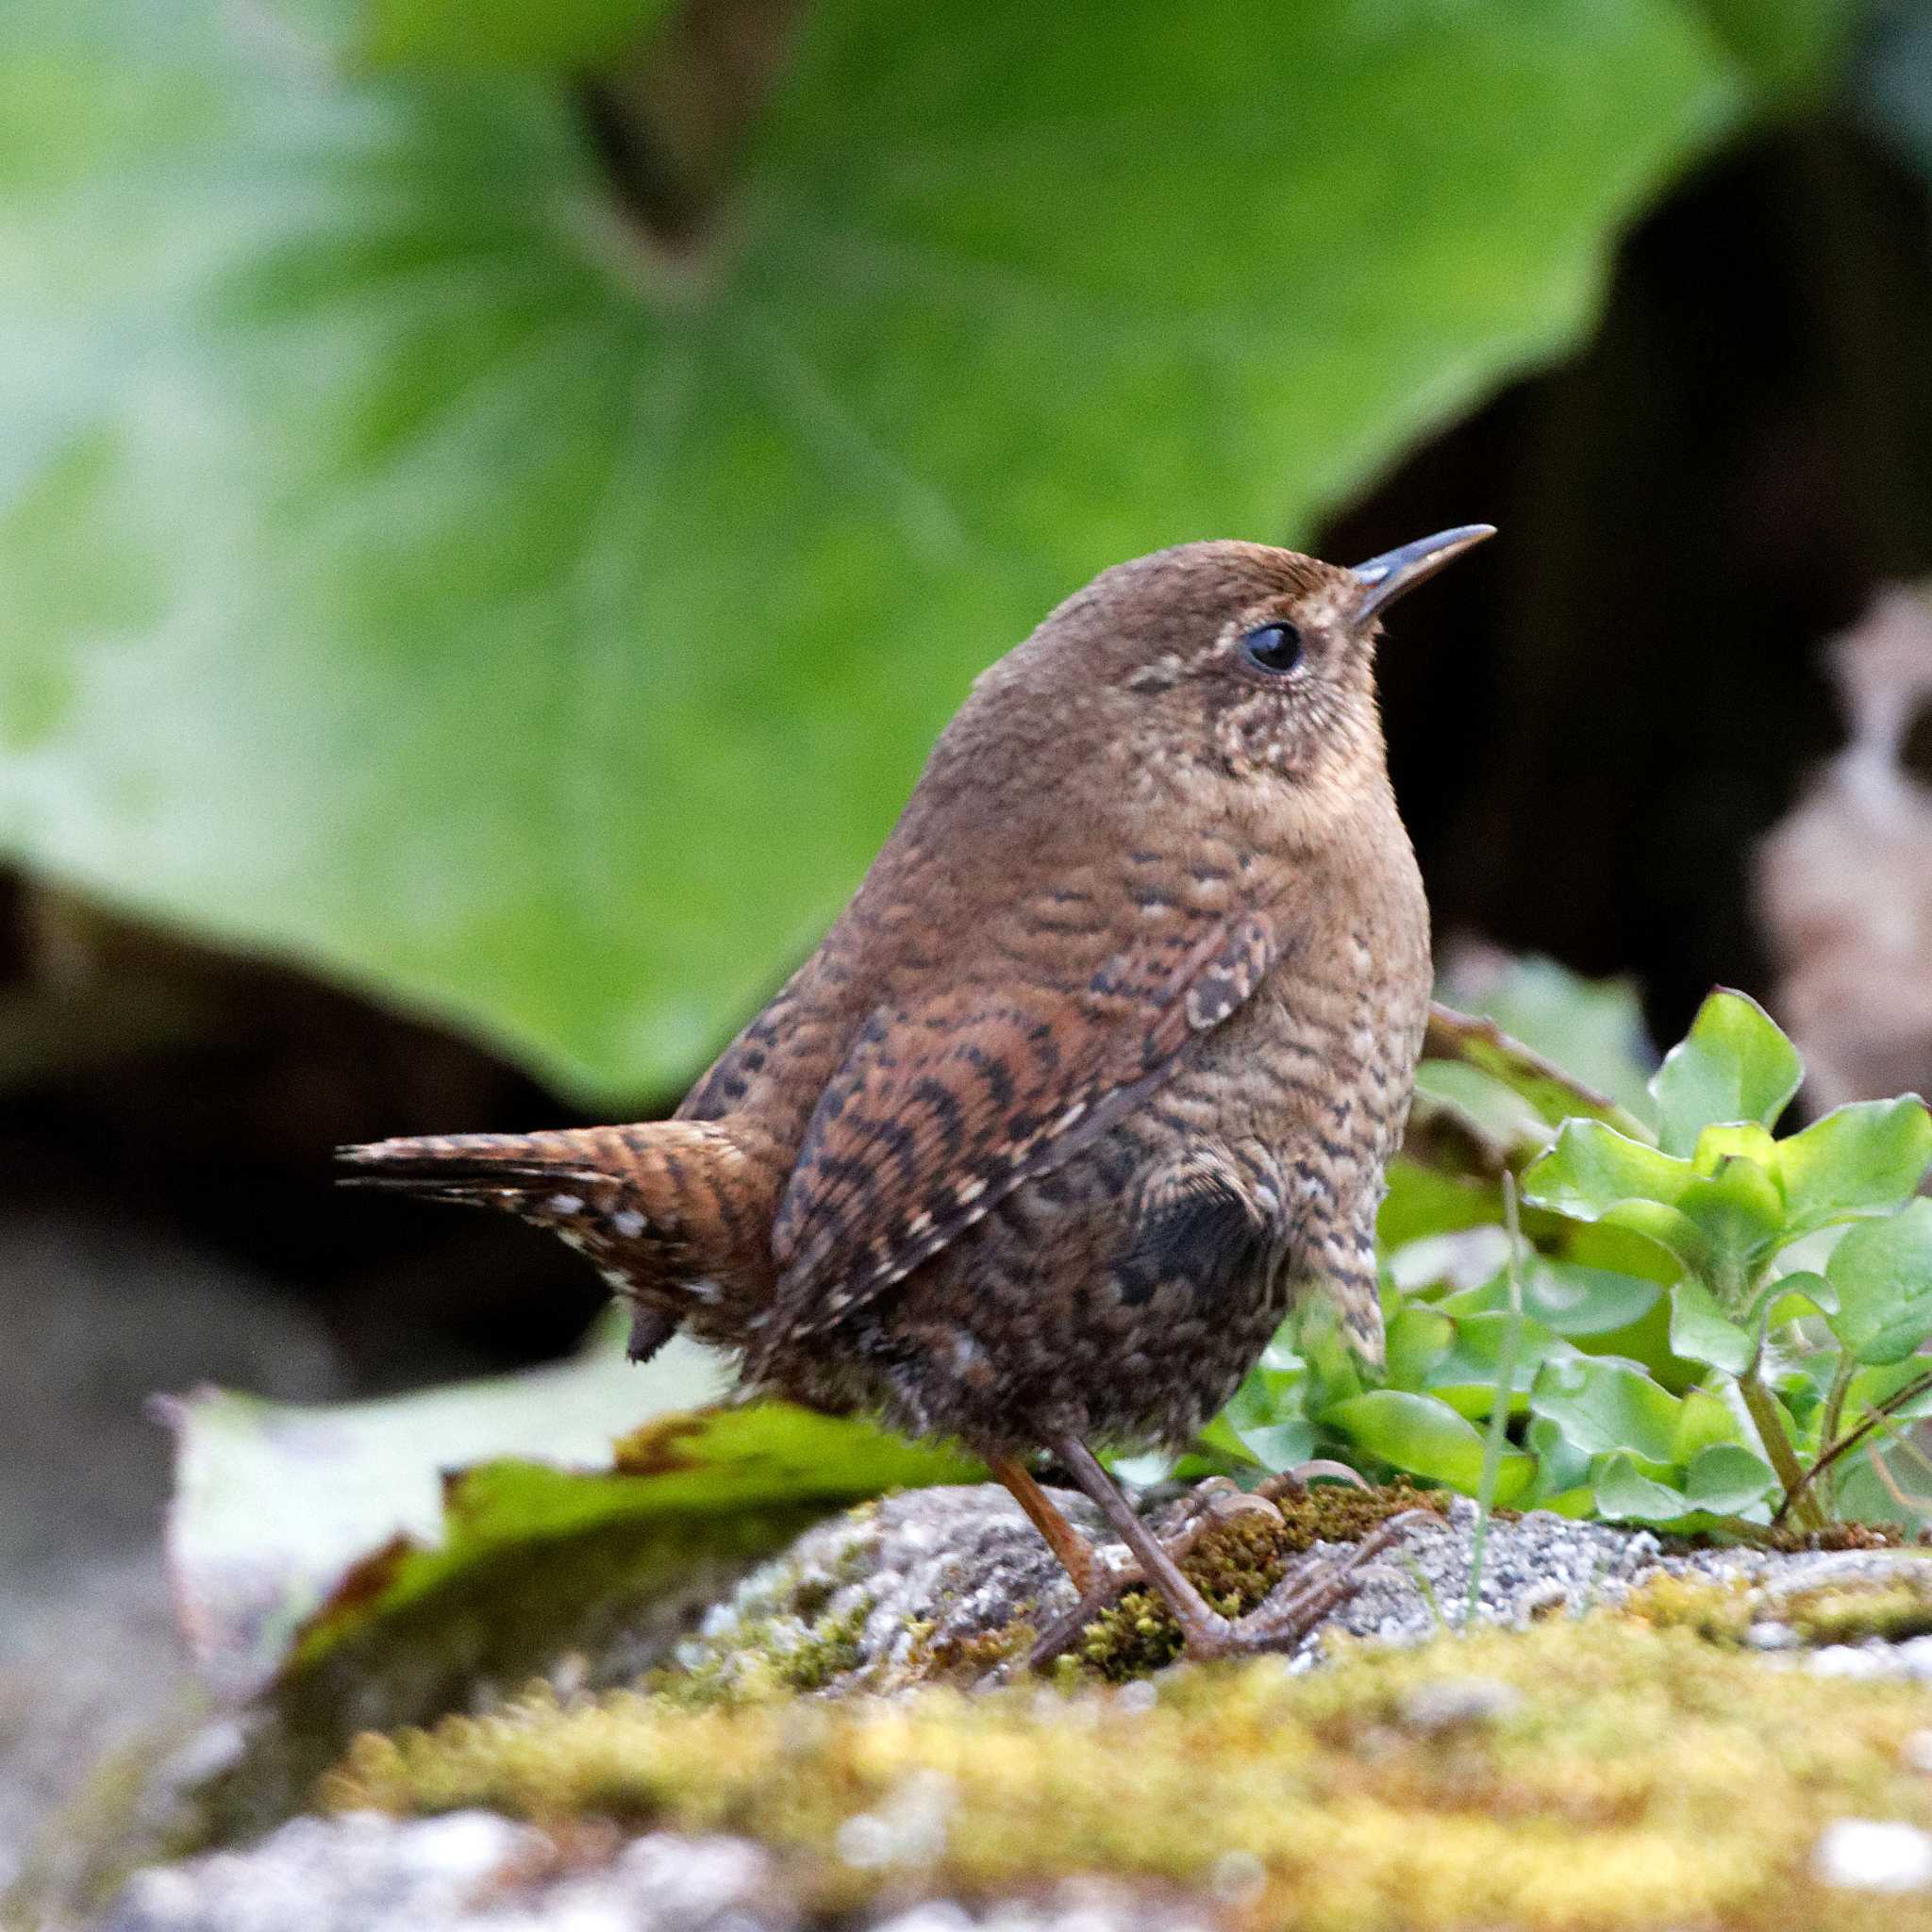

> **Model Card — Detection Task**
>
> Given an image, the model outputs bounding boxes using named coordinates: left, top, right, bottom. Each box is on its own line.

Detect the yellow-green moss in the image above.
left=1069, top=1481, right=1446, bottom=1679
left=325, top=1612, right=1932, bottom=1931
left=1620, top=1572, right=1759, bottom=1644
left=1626, top=1565, right=1932, bottom=1650
left=1783, top=1575, right=1932, bottom=1645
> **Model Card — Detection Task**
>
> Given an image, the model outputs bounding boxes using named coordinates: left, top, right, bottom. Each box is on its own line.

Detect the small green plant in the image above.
left=1180, top=989, right=1932, bottom=1538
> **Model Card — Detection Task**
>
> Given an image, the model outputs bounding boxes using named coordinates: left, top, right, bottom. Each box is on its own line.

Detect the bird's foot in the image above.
left=1023, top=1498, right=1424, bottom=1673
left=1170, top=1508, right=1425, bottom=1660
left=1018, top=1477, right=1279, bottom=1672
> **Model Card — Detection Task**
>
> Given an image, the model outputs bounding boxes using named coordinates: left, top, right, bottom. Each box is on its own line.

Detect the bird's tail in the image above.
left=337, top=1121, right=762, bottom=1360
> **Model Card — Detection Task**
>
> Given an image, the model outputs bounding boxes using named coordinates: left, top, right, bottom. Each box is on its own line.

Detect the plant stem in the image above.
left=1466, top=1174, right=1524, bottom=1626
left=1741, top=1368, right=1825, bottom=1533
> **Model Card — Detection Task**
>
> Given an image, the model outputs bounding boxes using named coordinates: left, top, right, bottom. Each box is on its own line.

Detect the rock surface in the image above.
left=97, top=1813, right=1212, bottom=1932
left=0, top=1208, right=340, bottom=1896
left=672, top=1479, right=1923, bottom=1691
left=75, top=1480, right=1932, bottom=1931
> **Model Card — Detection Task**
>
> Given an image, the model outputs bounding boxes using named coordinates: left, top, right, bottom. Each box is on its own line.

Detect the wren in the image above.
left=342, top=526, right=1491, bottom=1661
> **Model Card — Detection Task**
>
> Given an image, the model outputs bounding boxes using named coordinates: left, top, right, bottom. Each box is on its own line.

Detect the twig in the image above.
left=1772, top=1366, right=1932, bottom=1527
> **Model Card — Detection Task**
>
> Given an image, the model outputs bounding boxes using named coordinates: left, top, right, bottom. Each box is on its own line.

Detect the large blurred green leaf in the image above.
left=358, top=0, right=675, bottom=72
left=0, top=1, right=1798, bottom=1098
left=163, top=1325, right=975, bottom=1697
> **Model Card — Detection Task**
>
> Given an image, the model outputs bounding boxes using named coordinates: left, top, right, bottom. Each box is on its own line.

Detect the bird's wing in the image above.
left=760, top=903, right=1284, bottom=1351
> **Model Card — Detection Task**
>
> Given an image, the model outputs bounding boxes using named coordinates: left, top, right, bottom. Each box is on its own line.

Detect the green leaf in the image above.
left=1440, top=1257, right=1663, bottom=1339
left=1529, top=1356, right=1682, bottom=1464
left=1384, top=1305, right=1455, bottom=1390
left=1526, top=1413, right=1595, bottom=1505
left=1672, top=1385, right=1744, bottom=1463
left=1677, top=1152, right=1787, bottom=1279
left=1650, top=989, right=1802, bottom=1158
left=1845, top=1356, right=1932, bottom=1425
left=1775, top=1099, right=1932, bottom=1240
left=1591, top=1453, right=1693, bottom=1524
left=1524, top=1120, right=1790, bottom=1280
left=1669, top=1276, right=1753, bottom=1375
left=1591, top=1443, right=1775, bottom=1524
left=0, top=0, right=1760, bottom=1100
left=1229, top=1421, right=1320, bottom=1474
left=1826, top=1198, right=1932, bottom=1366
left=161, top=1326, right=722, bottom=1694
left=162, top=1335, right=975, bottom=1695
left=1681, top=1441, right=1778, bottom=1515
left=1690, top=1122, right=1779, bottom=1173
left=1423, top=1309, right=1574, bottom=1421
left=358, top=0, right=675, bottom=71
left=1524, top=1119, right=1696, bottom=1221
left=1748, top=1267, right=1837, bottom=1330
left=1323, top=1390, right=1533, bottom=1503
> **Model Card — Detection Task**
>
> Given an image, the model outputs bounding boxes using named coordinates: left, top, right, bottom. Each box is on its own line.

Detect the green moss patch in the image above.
left=325, top=1615, right=1932, bottom=1930
left=1065, top=1481, right=1446, bottom=1680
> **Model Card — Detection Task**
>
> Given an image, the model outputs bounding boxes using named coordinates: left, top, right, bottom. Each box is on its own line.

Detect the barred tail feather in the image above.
left=336, top=1130, right=610, bottom=1207
left=337, top=1121, right=765, bottom=1363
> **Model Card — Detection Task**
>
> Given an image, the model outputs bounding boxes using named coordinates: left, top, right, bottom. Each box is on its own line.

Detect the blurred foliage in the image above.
left=1192, top=987, right=1932, bottom=1536
left=0, top=0, right=1846, bottom=1100
left=166, top=1311, right=974, bottom=1696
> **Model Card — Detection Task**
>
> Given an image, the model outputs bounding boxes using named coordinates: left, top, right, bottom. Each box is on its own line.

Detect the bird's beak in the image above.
left=1347, top=524, right=1495, bottom=627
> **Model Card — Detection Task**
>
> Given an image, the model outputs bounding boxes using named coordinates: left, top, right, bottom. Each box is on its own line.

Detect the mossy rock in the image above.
left=325, top=1613, right=1932, bottom=1930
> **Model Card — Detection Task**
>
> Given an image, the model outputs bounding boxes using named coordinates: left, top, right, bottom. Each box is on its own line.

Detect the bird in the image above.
left=341, top=525, right=1491, bottom=1662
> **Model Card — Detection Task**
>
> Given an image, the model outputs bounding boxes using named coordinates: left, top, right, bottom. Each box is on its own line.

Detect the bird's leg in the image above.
left=984, top=1452, right=1103, bottom=1596
left=1037, top=1433, right=1419, bottom=1665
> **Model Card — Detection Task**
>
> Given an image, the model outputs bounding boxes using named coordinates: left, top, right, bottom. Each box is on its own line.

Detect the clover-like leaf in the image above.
left=0, top=0, right=1791, bottom=1100
left=1651, top=989, right=1803, bottom=1158
left=1826, top=1197, right=1932, bottom=1366
left=1528, top=1356, right=1682, bottom=1464
left=1323, top=1390, right=1534, bottom=1503
left=1775, top=1098, right=1932, bottom=1238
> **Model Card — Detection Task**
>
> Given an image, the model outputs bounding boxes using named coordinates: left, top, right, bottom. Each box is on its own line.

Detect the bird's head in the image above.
left=967, top=525, right=1492, bottom=837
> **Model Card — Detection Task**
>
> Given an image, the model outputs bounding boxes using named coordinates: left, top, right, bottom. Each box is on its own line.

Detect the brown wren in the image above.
left=341, top=526, right=1491, bottom=1662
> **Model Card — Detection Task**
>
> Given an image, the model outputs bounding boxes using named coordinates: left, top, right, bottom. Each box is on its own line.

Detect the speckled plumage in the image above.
left=343, top=529, right=1486, bottom=1659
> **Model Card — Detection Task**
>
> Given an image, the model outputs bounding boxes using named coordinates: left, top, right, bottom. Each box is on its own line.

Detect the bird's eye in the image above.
left=1240, top=622, right=1303, bottom=675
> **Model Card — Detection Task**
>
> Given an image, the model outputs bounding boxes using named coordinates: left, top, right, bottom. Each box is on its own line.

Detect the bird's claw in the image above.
left=1173, top=1508, right=1423, bottom=1660
left=1014, top=1496, right=1424, bottom=1678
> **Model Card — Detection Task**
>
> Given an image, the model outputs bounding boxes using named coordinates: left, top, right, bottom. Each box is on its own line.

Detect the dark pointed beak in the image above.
left=1348, top=524, right=1494, bottom=627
